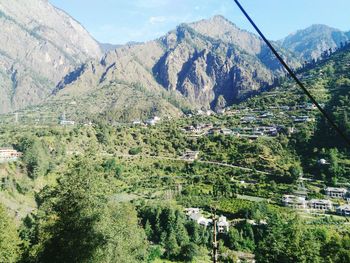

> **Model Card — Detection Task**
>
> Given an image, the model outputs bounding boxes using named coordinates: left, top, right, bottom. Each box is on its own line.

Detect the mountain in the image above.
left=280, top=24, right=350, bottom=61
left=99, top=43, right=121, bottom=53
left=99, top=42, right=144, bottom=53
left=46, top=15, right=300, bottom=120
left=0, top=0, right=102, bottom=113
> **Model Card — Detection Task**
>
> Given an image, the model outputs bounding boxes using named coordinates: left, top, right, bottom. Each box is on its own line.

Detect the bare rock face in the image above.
left=50, top=15, right=301, bottom=115
left=38, top=15, right=301, bottom=119
left=0, top=0, right=102, bottom=113
left=151, top=18, right=298, bottom=109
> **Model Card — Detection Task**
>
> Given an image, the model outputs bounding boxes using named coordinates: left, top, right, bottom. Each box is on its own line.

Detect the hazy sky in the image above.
left=50, top=0, right=350, bottom=44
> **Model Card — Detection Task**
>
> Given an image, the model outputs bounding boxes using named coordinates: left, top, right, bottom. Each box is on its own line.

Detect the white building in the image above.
left=308, top=199, right=333, bottom=211
left=60, top=120, right=75, bottom=126
left=182, top=151, right=199, bottom=161
left=282, top=195, right=307, bottom=209
left=220, top=128, right=233, bottom=135
left=187, top=211, right=212, bottom=227
left=0, top=148, right=22, bottom=163
left=185, top=208, right=200, bottom=216
left=217, top=216, right=230, bottom=233
left=325, top=187, right=348, bottom=199
left=145, top=116, right=161, bottom=126
left=336, top=204, right=350, bottom=216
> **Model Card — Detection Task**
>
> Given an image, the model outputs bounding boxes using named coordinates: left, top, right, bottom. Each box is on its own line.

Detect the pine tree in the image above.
left=25, top=157, right=148, bottom=263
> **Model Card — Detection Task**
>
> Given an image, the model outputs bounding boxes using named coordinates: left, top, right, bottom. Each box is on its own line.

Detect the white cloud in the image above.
left=149, top=16, right=166, bottom=24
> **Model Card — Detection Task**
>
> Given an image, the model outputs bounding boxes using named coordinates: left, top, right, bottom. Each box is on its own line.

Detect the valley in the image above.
left=0, top=1, right=350, bottom=262
left=1, top=43, right=350, bottom=262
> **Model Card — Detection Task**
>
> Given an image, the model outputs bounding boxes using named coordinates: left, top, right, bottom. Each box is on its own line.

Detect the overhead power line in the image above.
left=233, top=0, right=350, bottom=148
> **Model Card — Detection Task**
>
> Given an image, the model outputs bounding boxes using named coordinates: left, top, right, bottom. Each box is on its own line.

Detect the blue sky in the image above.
left=50, top=0, right=350, bottom=44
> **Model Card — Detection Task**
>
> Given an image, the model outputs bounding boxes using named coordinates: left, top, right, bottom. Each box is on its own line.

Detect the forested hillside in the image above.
left=0, top=44, right=350, bottom=262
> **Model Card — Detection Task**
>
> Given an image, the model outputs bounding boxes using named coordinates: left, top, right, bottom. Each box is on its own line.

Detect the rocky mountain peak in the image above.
left=187, top=15, right=263, bottom=56
left=0, top=0, right=103, bottom=113
left=281, top=24, right=350, bottom=60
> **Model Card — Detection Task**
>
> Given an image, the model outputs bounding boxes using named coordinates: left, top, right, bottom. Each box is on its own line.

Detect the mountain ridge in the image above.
left=47, top=15, right=301, bottom=121
left=1, top=8, right=348, bottom=120
left=0, top=0, right=102, bottom=113
left=280, top=24, right=350, bottom=61
left=39, top=16, right=298, bottom=121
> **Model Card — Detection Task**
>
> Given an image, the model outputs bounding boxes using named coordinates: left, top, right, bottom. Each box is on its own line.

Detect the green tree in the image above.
left=255, top=212, right=321, bottom=263
left=25, top=157, right=148, bottom=263
left=20, top=137, right=50, bottom=179
left=180, top=243, right=199, bottom=262
left=102, top=158, right=122, bottom=178
left=164, top=230, right=180, bottom=259
left=0, top=204, right=21, bottom=262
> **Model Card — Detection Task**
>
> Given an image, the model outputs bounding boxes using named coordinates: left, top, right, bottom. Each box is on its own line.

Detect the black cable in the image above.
left=233, top=0, right=350, bottom=148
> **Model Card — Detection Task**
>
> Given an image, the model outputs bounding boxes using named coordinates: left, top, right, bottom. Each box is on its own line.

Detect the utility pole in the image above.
left=212, top=208, right=218, bottom=263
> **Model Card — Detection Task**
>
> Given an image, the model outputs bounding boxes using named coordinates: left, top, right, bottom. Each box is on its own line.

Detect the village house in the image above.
left=0, top=148, right=22, bottom=163
left=308, top=199, right=333, bottom=211
left=220, top=128, right=233, bottom=135
left=260, top=112, right=274, bottom=118
left=280, top=105, right=290, bottom=111
left=146, top=116, right=160, bottom=126
left=282, top=195, right=307, bottom=209
left=217, top=216, right=230, bottom=233
left=184, top=124, right=213, bottom=136
left=196, top=109, right=205, bottom=115
left=185, top=208, right=231, bottom=231
left=256, top=126, right=278, bottom=136
left=185, top=208, right=212, bottom=227
left=60, top=120, right=75, bottom=126
left=182, top=150, right=199, bottom=161
left=206, top=110, right=215, bottom=116
left=336, top=204, right=350, bottom=216
left=294, top=116, right=315, bottom=123
left=241, top=116, right=256, bottom=123
left=59, top=112, right=75, bottom=126
left=306, top=103, right=317, bottom=110
left=325, top=187, right=348, bottom=199
left=185, top=208, right=200, bottom=215
left=132, top=120, right=142, bottom=126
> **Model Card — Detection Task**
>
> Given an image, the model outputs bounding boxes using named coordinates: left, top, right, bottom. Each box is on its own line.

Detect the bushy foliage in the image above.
left=0, top=204, right=21, bottom=262
left=138, top=203, right=210, bottom=261
left=20, top=157, right=148, bottom=263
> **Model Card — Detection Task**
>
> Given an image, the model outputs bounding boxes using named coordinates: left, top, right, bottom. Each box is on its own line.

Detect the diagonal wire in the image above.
left=233, top=0, right=350, bottom=148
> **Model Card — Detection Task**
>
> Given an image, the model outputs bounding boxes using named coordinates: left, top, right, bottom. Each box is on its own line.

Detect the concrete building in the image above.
left=186, top=209, right=212, bottom=227
left=325, top=187, right=348, bottom=199
left=282, top=195, right=307, bottom=209
left=308, top=199, right=333, bottom=211
left=336, top=204, right=350, bottom=216
left=217, top=216, right=230, bottom=233
left=182, top=151, right=199, bottom=161
left=185, top=208, right=200, bottom=215
left=60, top=120, right=75, bottom=126
left=0, top=148, right=22, bottom=163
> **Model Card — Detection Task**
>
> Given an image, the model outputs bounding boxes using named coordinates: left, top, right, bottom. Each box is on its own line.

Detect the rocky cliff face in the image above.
left=0, top=0, right=102, bottom=113
left=52, top=15, right=300, bottom=114
left=280, top=24, right=350, bottom=61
